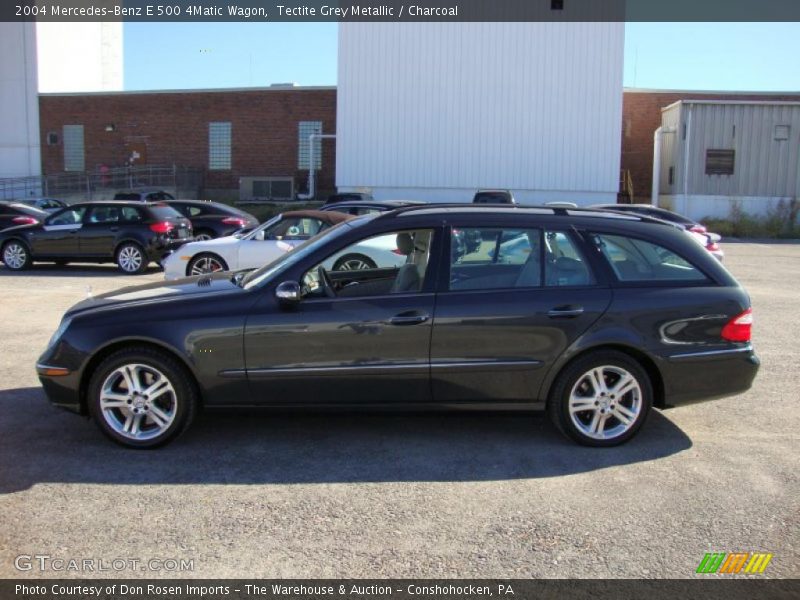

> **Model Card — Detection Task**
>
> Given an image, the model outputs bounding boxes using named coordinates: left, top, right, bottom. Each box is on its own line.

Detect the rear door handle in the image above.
left=547, top=306, right=585, bottom=318
left=390, top=312, right=430, bottom=326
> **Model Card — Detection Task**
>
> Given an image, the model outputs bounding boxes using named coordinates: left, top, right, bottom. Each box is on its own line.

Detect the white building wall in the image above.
left=36, top=22, right=123, bottom=93
left=0, top=23, right=41, bottom=180
left=337, top=22, right=624, bottom=204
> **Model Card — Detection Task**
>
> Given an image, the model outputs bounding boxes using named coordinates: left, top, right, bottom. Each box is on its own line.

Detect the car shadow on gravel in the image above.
left=0, top=387, right=692, bottom=493
left=0, top=264, right=161, bottom=277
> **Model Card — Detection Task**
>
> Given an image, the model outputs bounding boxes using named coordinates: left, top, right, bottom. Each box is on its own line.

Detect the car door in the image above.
left=429, top=225, right=613, bottom=403
left=29, top=206, right=87, bottom=257
left=243, top=226, right=442, bottom=405
left=80, top=204, right=123, bottom=257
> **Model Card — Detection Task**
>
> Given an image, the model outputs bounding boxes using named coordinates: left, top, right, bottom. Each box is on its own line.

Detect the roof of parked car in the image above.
left=280, top=209, right=354, bottom=225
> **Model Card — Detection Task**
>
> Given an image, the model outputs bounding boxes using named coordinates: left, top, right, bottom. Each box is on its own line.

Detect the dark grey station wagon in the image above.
left=37, top=205, right=759, bottom=448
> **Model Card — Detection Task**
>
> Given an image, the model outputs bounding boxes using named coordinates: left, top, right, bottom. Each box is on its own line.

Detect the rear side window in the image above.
left=594, top=233, right=706, bottom=282
left=121, top=207, right=143, bottom=222
left=544, top=231, right=593, bottom=287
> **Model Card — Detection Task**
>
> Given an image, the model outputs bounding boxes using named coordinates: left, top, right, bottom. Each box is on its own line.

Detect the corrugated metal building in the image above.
left=336, top=22, right=625, bottom=204
left=657, top=100, right=800, bottom=219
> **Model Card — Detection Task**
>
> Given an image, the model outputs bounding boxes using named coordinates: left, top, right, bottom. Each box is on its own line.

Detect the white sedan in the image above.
left=162, top=209, right=406, bottom=280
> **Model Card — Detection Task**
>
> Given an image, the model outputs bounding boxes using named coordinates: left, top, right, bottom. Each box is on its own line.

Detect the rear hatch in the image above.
left=147, top=204, right=193, bottom=243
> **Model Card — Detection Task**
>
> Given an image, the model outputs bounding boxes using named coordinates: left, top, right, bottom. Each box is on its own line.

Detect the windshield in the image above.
left=242, top=220, right=357, bottom=289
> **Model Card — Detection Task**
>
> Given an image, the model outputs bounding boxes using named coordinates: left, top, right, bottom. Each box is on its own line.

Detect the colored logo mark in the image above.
left=696, top=552, right=773, bottom=574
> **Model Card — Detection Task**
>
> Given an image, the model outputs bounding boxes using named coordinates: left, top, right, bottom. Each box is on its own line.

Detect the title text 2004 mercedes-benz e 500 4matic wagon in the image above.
left=37, top=205, right=759, bottom=448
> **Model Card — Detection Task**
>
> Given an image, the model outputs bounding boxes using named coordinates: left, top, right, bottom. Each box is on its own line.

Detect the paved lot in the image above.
left=0, top=245, right=797, bottom=579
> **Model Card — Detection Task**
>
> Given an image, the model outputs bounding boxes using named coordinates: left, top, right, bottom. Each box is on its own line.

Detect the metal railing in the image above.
left=0, top=165, right=204, bottom=201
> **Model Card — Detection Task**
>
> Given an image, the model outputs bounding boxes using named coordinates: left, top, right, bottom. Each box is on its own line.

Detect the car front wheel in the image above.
left=88, top=347, right=197, bottom=448
left=548, top=350, right=652, bottom=447
left=187, top=253, right=228, bottom=276
left=116, top=242, right=148, bottom=274
left=333, top=253, right=377, bottom=271
left=2, top=241, right=32, bottom=271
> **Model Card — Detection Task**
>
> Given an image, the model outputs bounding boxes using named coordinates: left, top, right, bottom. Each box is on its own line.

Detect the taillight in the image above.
left=12, top=216, right=38, bottom=226
left=391, top=249, right=405, bottom=255
left=706, top=241, right=720, bottom=252
left=149, top=221, right=174, bottom=234
left=721, top=308, right=752, bottom=343
left=689, top=224, right=707, bottom=234
left=221, top=217, right=247, bottom=227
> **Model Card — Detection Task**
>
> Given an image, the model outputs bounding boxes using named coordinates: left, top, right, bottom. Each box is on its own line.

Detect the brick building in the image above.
left=39, top=86, right=800, bottom=204
left=39, top=86, right=337, bottom=200
left=622, top=89, right=800, bottom=202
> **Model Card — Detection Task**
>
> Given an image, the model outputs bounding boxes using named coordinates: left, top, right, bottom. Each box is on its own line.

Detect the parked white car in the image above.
left=162, top=209, right=407, bottom=279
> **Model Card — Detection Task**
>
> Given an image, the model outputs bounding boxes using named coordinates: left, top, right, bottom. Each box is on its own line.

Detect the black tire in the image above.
left=333, top=253, right=377, bottom=271
left=2, top=240, right=32, bottom=271
left=547, top=350, right=653, bottom=447
left=115, top=242, right=148, bottom=274
left=187, top=253, right=228, bottom=276
left=87, top=346, right=198, bottom=449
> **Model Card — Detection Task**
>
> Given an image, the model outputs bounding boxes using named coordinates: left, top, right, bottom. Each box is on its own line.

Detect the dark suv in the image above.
left=1, top=201, right=192, bottom=274
left=37, top=205, right=758, bottom=448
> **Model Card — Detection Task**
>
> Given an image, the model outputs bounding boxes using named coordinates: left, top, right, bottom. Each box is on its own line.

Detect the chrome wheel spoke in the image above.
left=612, top=407, right=634, bottom=426
left=143, top=377, right=171, bottom=401
left=148, top=405, right=171, bottom=429
left=589, top=368, right=608, bottom=395
left=569, top=397, right=596, bottom=414
left=100, top=392, right=129, bottom=408
left=611, top=374, right=636, bottom=398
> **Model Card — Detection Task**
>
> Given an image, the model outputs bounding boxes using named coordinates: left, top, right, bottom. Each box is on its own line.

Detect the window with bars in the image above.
left=705, top=149, right=735, bottom=175
left=209, top=122, right=232, bottom=170
left=62, top=125, right=85, bottom=172
left=298, top=121, right=322, bottom=170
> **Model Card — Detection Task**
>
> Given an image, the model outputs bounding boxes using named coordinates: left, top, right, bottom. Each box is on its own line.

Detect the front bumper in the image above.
left=37, top=362, right=83, bottom=414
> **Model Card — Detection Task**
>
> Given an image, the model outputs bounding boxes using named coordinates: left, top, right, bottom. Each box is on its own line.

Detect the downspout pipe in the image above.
left=651, top=126, right=662, bottom=206
left=297, top=133, right=336, bottom=200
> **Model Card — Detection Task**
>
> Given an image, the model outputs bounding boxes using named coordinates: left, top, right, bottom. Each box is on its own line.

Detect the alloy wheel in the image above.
left=99, top=363, right=177, bottom=441
left=567, top=365, right=642, bottom=441
left=190, top=256, right=225, bottom=275
left=2, top=243, right=27, bottom=269
left=118, top=245, right=144, bottom=273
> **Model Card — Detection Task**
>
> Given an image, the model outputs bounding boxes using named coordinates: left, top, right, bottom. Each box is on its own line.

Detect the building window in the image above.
left=208, top=122, right=232, bottom=170
left=705, top=149, right=735, bottom=176
left=775, top=125, right=790, bottom=141
left=668, top=166, right=674, bottom=185
left=62, top=125, right=84, bottom=172
left=298, top=121, right=322, bottom=170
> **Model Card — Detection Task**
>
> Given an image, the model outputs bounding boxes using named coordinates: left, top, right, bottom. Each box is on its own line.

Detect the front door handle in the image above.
left=547, top=305, right=585, bottom=318
left=390, top=312, right=430, bottom=326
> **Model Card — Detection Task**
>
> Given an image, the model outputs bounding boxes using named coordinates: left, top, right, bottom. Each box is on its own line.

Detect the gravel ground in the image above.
left=0, top=245, right=797, bottom=579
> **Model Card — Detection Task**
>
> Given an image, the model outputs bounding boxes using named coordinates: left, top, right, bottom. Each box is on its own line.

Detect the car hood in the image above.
left=65, top=272, right=243, bottom=317
left=185, top=235, right=242, bottom=250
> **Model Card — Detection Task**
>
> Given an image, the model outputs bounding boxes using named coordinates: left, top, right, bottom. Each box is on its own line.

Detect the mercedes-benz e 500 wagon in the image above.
left=37, top=205, right=759, bottom=448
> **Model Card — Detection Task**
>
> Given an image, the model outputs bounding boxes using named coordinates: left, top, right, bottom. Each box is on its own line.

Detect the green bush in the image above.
left=701, top=199, right=800, bottom=239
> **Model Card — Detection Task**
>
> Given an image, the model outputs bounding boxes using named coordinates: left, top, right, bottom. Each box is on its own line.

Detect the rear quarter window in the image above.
left=593, top=233, right=707, bottom=282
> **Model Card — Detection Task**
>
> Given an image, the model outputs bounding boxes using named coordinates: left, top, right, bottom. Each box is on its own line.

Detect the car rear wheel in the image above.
left=333, top=253, right=377, bottom=271
left=548, top=350, right=652, bottom=447
left=2, top=241, right=32, bottom=271
left=193, top=230, right=215, bottom=241
left=187, top=253, right=228, bottom=276
left=116, top=242, right=148, bottom=274
left=88, top=347, right=197, bottom=449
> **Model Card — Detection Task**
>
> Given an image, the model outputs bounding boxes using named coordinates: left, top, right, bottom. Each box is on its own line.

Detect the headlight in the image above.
left=48, top=316, right=72, bottom=349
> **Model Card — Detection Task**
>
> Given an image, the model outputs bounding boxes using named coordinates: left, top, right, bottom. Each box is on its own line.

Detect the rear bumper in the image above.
left=660, top=345, right=759, bottom=406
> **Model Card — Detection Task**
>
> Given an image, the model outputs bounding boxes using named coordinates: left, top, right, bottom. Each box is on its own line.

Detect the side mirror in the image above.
left=275, top=280, right=301, bottom=307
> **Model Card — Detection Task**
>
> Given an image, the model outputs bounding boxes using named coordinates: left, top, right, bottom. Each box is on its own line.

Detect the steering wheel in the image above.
left=317, top=266, right=336, bottom=298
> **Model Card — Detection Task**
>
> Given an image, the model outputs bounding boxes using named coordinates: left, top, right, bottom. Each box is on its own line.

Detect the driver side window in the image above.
left=302, top=229, right=435, bottom=299
left=47, top=207, right=86, bottom=226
